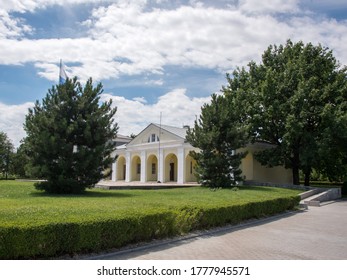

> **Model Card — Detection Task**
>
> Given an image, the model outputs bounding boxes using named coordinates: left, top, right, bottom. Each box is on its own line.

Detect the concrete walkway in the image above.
left=90, top=199, right=347, bottom=260
left=96, top=180, right=200, bottom=189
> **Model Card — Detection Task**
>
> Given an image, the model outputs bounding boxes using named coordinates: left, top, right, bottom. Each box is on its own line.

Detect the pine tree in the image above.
left=24, top=77, right=118, bottom=193
left=186, top=94, right=247, bottom=188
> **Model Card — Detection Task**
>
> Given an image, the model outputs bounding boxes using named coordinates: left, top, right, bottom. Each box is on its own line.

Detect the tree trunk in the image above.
left=292, top=150, right=300, bottom=185
left=304, top=168, right=311, bottom=186
left=292, top=166, right=300, bottom=185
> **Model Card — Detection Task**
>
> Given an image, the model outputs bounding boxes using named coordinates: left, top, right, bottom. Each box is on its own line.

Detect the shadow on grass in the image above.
left=29, top=185, right=278, bottom=198
left=203, top=185, right=279, bottom=192
left=30, top=190, right=135, bottom=198
left=237, top=186, right=277, bottom=192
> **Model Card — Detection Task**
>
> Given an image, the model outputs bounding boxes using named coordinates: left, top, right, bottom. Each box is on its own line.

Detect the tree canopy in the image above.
left=0, top=131, right=14, bottom=179
left=189, top=40, right=346, bottom=187
left=24, top=77, right=118, bottom=193
left=186, top=94, right=248, bottom=188
left=222, top=40, right=347, bottom=185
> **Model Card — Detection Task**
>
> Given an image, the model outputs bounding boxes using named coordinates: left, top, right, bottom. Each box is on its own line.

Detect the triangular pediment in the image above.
left=127, top=123, right=187, bottom=147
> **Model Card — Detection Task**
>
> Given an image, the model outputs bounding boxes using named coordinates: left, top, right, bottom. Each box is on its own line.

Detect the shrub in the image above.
left=0, top=195, right=300, bottom=259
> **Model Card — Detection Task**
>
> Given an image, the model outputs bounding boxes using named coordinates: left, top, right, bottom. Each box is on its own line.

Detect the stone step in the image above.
left=298, top=202, right=308, bottom=210
left=301, top=188, right=342, bottom=207
left=299, top=188, right=322, bottom=200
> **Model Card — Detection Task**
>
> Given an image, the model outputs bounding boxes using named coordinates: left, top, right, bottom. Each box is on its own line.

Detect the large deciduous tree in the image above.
left=186, top=94, right=248, bottom=188
left=24, top=77, right=118, bottom=193
left=223, top=40, right=347, bottom=185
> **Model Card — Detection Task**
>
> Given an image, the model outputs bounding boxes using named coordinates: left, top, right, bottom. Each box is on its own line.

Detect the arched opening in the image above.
left=185, top=154, right=197, bottom=183
left=131, top=155, right=141, bottom=181
left=116, top=156, right=126, bottom=181
left=165, top=153, right=178, bottom=182
left=147, top=154, right=158, bottom=182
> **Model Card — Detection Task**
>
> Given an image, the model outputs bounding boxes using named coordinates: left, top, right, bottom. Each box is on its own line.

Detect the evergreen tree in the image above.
left=24, top=77, right=118, bottom=193
left=186, top=94, right=247, bottom=188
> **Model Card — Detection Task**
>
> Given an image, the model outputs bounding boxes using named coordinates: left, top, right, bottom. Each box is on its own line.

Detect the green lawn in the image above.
left=0, top=180, right=301, bottom=227
left=0, top=180, right=302, bottom=258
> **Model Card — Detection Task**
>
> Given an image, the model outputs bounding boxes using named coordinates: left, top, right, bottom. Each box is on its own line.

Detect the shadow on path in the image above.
left=83, top=209, right=303, bottom=260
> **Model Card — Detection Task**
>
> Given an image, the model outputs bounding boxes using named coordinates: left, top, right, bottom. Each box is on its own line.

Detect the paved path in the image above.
left=91, top=200, right=347, bottom=260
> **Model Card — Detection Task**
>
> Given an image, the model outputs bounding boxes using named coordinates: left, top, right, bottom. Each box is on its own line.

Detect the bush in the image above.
left=0, top=195, right=300, bottom=259
left=0, top=211, right=176, bottom=259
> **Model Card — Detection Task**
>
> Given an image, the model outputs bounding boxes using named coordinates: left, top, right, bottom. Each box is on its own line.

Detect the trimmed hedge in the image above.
left=0, top=195, right=300, bottom=259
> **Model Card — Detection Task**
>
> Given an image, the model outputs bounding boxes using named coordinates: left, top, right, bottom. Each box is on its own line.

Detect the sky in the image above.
left=1, top=0, right=347, bottom=147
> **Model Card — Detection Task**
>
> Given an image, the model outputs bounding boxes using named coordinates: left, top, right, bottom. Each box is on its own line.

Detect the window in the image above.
left=190, top=161, right=193, bottom=174
left=137, top=163, right=141, bottom=174
left=148, top=134, right=159, bottom=143
left=152, top=163, right=156, bottom=175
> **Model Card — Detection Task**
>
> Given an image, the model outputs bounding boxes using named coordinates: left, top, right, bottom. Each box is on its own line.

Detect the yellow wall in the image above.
left=240, top=151, right=253, bottom=181
left=252, top=159, right=292, bottom=184
left=185, top=155, right=197, bottom=182
left=239, top=144, right=292, bottom=185
left=147, top=154, right=158, bottom=181
left=116, top=156, right=126, bottom=180
left=131, top=155, right=141, bottom=181
left=164, top=153, right=178, bottom=182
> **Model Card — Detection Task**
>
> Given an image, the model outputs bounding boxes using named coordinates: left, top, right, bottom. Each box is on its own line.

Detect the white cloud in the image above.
left=2, top=1, right=346, bottom=151
left=0, top=10, right=33, bottom=39
left=238, top=0, right=300, bottom=14
left=0, top=1, right=347, bottom=83
left=78, top=2, right=347, bottom=75
left=0, top=102, right=34, bottom=148
left=0, top=89, right=209, bottom=147
left=101, top=88, right=210, bottom=136
left=132, top=97, right=147, bottom=103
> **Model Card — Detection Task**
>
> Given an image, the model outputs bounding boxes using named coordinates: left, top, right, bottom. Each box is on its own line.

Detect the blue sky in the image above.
left=1, top=0, right=347, bottom=147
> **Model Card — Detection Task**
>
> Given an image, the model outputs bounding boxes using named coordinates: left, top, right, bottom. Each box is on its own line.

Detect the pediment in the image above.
left=127, top=123, right=186, bottom=147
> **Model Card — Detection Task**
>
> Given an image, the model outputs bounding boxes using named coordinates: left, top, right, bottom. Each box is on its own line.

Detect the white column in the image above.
left=177, top=147, right=185, bottom=184
left=140, top=150, right=146, bottom=183
left=125, top=151, right=131, bottom=182
left=158, top=148, right=164, bottom=183
left=111, top=162, right=117, bottom=182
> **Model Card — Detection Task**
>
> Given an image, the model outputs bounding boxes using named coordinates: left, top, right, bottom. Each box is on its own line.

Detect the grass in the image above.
left=0, top=180, right=303, bottom=259
left=0, top=180, right=301, bottom=228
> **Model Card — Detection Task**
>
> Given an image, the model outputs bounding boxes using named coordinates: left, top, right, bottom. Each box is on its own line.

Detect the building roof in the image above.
left=123, top=123, right=190, bottom=147
left=113, top=134, right=132, bottom=147
left=153, top=123, right=188, bottom=139
left=115, top=134, right=133, bottom=141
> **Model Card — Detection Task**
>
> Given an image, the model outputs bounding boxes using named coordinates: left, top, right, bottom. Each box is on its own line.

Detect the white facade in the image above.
left=111, top=123, right=199, bottom=184
left=111, top=123, right=293, bottom=185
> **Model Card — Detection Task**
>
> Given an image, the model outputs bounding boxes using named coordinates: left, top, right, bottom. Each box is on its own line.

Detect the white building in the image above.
left=111, top=123, right=199, bottom=184
left=111, top=123, right=293, bottom=185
